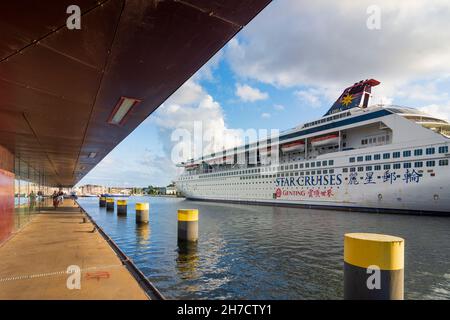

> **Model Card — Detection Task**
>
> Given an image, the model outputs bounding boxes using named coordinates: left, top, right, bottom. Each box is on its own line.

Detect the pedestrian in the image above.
left=52, top=191, right=59, bottom=209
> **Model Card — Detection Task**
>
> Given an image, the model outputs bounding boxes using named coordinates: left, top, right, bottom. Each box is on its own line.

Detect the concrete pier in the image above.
left=0, top=201, right=149, bottom=300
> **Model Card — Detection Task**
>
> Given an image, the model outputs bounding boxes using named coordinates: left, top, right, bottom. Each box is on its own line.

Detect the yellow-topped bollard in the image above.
left=344, top=233, right=404, bottom=300
left=106, top=198, right=114, bottom=211
left=135, top=203, right=149, bottom=224
left=178, top=209, right=198, bottom=243
left=99, top=196, right=106, bottom=207
left=117, top=199, right=127, bottom=216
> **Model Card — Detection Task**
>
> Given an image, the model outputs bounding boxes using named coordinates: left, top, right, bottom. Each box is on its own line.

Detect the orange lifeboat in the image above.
left=281, top=140, right=305, bottom=153
left=311, top=134, right=339, bottom=147
left=185, top=163, right=199, bottom=170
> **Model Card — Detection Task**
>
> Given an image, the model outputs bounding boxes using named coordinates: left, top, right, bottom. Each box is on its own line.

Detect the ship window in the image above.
left=403, top=150, right=411, bottom=157
left=329, top=169, right=334, bottom=174
left=358, top=167, right=364, bottom=172
left=439, top=159, right=449, bottom=166
left=349, top=157, right=355, bottom=163
left=375, top=165, right=381, bottom=170
left=414, top=149, right=423, bottom=156
left=311, top=170, right=316, bottom=175
left=323, top=169, right=328, bottom=174
left=383, top=153, right=390, bottom=159
left=305, top=163, right=310, bottom=168
left=366, top=166, right=372, bottom=171
left=393, top=163, right=401, bottom=169
left=317, top=170, right=322, bottom=174
left=365, top=155, right=372, bottom=161
left=290, top=165, right=294, bottom=169
left=439, top=146, right=448, bottom=153
left=311, top=162, right=315, bottom=168
left=306, top=171, right=310, bottom=175
left=357, top=156, right=363, bottom=162
left=393, top=152, right=400, bottom=158
left=322, top=161, right=327, bottom=166
left=374, top=154, right=381, bottom=160
left=361, top=139, right=368, bottom=145
left=300, top=172, right=304, bottom=176
left=350, top=167, right=356, bottom=172
left=316, top=161, right=321, bottom=167
left=294, top=164, right=298, bottom=169
left=426, top=160, right=435, bottom=167
left=426, top=147, right=435, bottom=155
left=383, top=164, right=391, bottom=170
left=403, top=163, right=412, bottom=168
left=295, top=172, right=299, bottom=176
left=299, top=163, right=304, bottom=169
left=343, top=168, right=348, bottom=173
left=414, top=162, right=423, bottom=168
left=329, top=160, right=334, bottom=165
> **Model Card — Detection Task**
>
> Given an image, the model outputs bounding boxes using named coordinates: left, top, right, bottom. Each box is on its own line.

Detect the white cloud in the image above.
left=294, top=88, right=323, bottom=108
left=151, top=78, right=243, bottom=167
left=261, top=112, right=271, bottom=119
left=235, top=83, right=269, bottom=102
left=226, top=0, right=450, bottom=104
left=419, top=104, right=450, bottom=121
left=274, top=104, right=285, bottom=111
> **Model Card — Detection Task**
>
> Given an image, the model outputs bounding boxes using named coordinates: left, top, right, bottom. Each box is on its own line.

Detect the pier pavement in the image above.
left=0, top=200, right=148, bottom=299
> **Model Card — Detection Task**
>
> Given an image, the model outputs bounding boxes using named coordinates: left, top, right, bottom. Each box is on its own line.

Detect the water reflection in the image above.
left=136, top=223, right=151, bottom=245
left=177, top=242, right=199, bottom=280
left=78, top=197, right=450, bottom=300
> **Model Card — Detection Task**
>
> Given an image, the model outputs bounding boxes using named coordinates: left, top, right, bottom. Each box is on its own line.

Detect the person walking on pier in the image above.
left=52, top=191, right=59, bottom=209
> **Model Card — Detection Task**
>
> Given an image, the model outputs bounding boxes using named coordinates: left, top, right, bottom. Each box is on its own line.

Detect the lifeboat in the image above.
left=206, top=156, right=234, bottom=165
left=281, top=140, right=305, bottom=153
left=311, top=134, right=339, bottom=147
left=184, top=163, right=199, bottom=170
left=205, top=157, right=220, bottom=165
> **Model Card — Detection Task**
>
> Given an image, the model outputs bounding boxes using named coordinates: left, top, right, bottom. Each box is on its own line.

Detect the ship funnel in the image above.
left=324, top=79, right=380, bottom=116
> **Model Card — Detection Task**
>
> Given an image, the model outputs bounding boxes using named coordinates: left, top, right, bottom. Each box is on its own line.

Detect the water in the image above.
left=77, top=196, right=450, bottom=299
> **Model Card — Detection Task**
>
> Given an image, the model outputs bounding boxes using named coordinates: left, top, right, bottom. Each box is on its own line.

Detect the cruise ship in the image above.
left=175, top=79, right=450, bottom=215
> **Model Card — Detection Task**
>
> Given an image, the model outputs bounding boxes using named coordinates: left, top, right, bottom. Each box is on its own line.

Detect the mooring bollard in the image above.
left=178, top=209, right=198, bottom=243
left=99, top=196, right=106, bottom=207
left=344, top=233, right=404, bottom=300
left=117, top=199, right=127, bottom=215
left=106, top=198, right=114, bottom=211
left=135, top=203, right=149, bottom=223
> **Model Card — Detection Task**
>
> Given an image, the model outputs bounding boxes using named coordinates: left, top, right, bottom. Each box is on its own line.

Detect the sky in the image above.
left=77, top=0, right=450, bottom=188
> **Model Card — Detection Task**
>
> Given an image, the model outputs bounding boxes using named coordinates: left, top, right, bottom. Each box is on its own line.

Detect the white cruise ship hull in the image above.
left=176, top=80, right=450, bottom=216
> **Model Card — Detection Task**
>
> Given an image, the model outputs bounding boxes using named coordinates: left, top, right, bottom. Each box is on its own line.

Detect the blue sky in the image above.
left=77, top=0, right=450, bottom=188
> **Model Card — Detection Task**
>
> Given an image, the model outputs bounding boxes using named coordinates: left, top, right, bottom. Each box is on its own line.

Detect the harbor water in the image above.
left=77, top=197, right=450, bottom=299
